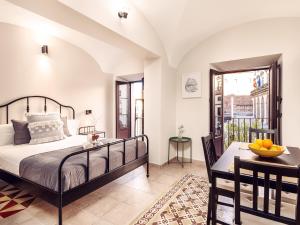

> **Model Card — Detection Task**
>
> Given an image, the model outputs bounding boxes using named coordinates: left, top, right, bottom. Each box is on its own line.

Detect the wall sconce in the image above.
left=85, top=110, right=92, bottom=115
left=118, top=11, right=128, bottom=19
left=41, top=45, right=48, bottom=54
left=82, top=110, right=95, bottom=127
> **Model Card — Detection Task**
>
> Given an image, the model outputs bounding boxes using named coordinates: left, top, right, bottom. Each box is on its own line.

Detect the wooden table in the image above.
left=211, top=142, right=300, bottom=224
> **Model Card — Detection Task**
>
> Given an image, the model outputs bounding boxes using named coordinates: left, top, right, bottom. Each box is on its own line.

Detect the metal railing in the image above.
left=224, top=117, right=269, bottom=149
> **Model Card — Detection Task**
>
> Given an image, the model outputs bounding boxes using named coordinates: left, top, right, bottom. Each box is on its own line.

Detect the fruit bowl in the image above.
left=248, top=140, right=285, bottom=158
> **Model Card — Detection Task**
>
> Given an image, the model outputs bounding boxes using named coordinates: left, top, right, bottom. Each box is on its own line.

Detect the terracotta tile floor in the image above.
left=0, top=161, right=295, bottom=225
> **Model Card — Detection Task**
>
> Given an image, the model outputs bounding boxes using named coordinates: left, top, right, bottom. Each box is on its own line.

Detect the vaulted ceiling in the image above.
left=130, top=0, right=300, bottom=66
left=4, top=0, right=300, bottom=69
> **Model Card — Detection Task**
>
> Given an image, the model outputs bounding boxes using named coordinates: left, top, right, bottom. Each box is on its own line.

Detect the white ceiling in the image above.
left=130, top=0, right=300, bottom=66
left=0, top=0, right=148, bottom=74
left=4, top=0, right=300, bottom=69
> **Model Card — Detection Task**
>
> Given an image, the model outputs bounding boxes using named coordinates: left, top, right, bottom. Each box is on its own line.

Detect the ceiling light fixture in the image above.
left=118, top=11, right=128, bottom=19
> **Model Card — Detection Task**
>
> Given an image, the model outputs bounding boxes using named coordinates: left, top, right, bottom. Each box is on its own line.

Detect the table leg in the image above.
left=168, top=141, right=170, bottom=164
left=211, top=173, right=217, bottom=225
left=176, top=142, right=179, bottom=161
left=182, top=143, right=184, bottom=168
left=190, top=140, right=192, bottom=163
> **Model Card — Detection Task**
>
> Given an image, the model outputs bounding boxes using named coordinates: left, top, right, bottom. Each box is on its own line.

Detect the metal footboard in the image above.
left=57, top=134, right=149, bottom=225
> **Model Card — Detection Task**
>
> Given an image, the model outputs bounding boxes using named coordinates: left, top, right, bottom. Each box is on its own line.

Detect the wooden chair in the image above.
left=202, top=134, right=234, bottom=225
left=249, top=128, right=279, bottom=144
left=234, top=156, right=300, bottom=225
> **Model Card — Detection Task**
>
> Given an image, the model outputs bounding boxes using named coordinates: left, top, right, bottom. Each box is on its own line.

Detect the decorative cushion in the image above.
left=11, top=120, right=31, bottom=145
left=0, top=124, right=14, bottom=146
left=28, top=119, right=65, bottom=144
left=26, top=112, right=60, bottom=123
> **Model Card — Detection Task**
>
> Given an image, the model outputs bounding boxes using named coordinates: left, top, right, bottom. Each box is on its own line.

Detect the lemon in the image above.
left=260, top=147, right=268, bottom=151
left=270, top=146, right=279, bottom=151
left=251, top=143, right=261, bottom=150
left=255, top=139, right=263, bottom=146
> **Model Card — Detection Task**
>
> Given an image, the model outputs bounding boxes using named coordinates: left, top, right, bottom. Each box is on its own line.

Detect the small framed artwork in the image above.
left=182, top=73, right=202, bottom=98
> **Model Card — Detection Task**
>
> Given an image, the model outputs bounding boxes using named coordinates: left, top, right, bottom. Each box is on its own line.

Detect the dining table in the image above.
left=211, top=141, right=300, bottom=224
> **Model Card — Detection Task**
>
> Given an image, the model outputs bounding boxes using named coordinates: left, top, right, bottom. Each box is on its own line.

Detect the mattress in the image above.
left=0, top=136, right=147, bottom=191
left=0, top=135, right=87, bottom=175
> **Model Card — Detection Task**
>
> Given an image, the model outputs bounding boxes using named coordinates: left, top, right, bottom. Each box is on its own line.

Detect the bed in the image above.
left=0, top=96, right=149, bottom=225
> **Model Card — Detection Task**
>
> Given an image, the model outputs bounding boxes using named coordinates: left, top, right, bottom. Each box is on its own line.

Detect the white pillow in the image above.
left=67, top=119, right=79, bottom=136
left=0, top=124, right=14, bottom=146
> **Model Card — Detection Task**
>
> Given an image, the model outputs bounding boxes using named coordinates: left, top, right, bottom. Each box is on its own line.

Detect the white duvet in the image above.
left=0, top=135, right=87, bottom=175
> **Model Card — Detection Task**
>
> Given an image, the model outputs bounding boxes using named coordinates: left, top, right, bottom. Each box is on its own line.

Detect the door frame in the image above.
left=116, top=81, right=131, bottom=139
left=115, top=79, right=144, bottom=138
left=209, top=69, right=224, bottom=156
left=209, top=65, right=282, bottom=156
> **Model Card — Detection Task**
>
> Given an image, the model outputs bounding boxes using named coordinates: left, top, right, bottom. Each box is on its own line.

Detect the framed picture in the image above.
left=182, top=73, right=202, bottom=98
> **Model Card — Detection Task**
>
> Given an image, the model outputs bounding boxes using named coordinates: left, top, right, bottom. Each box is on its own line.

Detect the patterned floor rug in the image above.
left=131, top=174, right=210, bottom=225
left=0, top=181, right=35, bottom=219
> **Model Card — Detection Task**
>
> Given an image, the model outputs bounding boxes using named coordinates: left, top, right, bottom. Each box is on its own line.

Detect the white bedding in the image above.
left=0, top=135, right=87, bottom=175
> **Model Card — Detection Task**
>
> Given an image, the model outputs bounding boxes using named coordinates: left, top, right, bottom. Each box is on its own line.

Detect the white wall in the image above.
left=144, top=57, right=177, bottom=165
left=161, top=59, right=177, bottom=163
left=113, top=56, right=144, bottom=77
left=144, top=59, right=163, bottom=164
left=177, top=18, right=300, bottom=161
left=0, top=23, right=114, bottom=136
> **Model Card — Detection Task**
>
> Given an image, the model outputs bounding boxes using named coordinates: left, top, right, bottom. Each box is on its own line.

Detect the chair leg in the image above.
left=207, top=188, right=212, bottom=225
left=211, top=177, right=217, bottom=225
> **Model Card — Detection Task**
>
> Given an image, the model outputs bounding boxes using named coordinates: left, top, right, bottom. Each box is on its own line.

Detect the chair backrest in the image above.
left=234, top=156, right=300, bottom=225
left=201, top=133, right=218, bottom=183
left=249, top=128, right=279, bottom=144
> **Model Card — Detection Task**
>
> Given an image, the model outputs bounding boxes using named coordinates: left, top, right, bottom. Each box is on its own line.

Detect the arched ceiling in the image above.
left=1, top=0, right=155, bottom=74
left=130, top=0, right=300, bottom=66
left=4, top=0, right=300, bottom=69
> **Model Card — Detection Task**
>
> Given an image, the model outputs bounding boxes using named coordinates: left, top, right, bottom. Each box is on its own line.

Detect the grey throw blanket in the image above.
left=19, top=139, right=147, bottom=192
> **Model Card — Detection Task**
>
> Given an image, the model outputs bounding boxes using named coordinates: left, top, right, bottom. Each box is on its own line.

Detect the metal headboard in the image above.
left=0, top=96, right=75, bottom=124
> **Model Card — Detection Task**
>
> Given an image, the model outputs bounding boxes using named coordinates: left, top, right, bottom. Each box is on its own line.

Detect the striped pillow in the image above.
left=28, top=119, right=65, bottom=144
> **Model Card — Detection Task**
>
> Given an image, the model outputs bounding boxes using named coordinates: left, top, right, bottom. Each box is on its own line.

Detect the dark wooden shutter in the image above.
left=209, top=69, right=224, bottom=157
left=269, top=62, right=282, bottom=144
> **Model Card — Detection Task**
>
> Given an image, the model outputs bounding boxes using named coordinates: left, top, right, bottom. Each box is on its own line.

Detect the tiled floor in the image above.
left=0, top=161, right=295, bottom=225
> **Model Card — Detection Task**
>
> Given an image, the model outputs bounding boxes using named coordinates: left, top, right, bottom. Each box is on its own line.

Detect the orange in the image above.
left=262, top=139, right=273, bottom=149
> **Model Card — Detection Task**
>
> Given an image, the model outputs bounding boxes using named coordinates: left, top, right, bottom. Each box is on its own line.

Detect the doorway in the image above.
left=210, top=62, right=282, bottom=157
left=116, top=79, right=144, bottom=139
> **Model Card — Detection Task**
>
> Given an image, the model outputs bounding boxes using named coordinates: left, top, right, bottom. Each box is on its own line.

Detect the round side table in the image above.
left=168, top=136, right=192, bottom=167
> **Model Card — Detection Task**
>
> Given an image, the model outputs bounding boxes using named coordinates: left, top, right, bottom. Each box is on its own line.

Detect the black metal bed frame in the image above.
left=0, top=96, right=149, bottom=225
left=0, top=95, right=76, bottom=122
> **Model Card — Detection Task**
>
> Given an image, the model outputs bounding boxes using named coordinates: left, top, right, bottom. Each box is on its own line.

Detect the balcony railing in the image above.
left=224, top=117, right=269, bottom=149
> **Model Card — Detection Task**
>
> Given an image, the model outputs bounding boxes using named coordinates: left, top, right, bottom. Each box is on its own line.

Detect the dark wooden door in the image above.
left=269, top=61, right=282, bottom=144
left=116, top=81, right=131, bottom=139
left=209, top=69, right=224, bottom=157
